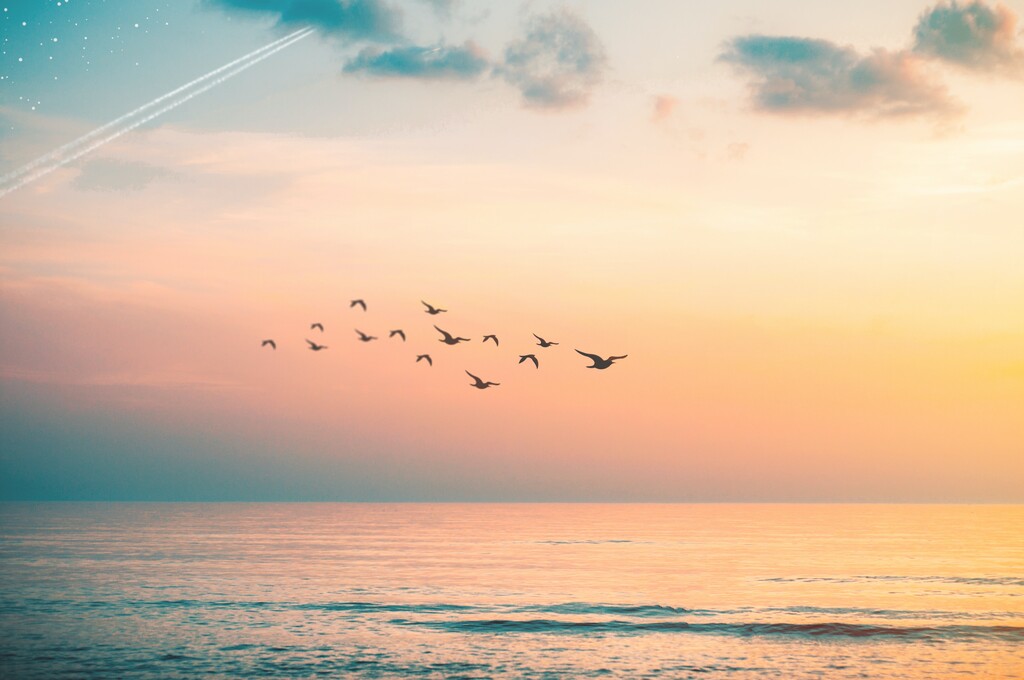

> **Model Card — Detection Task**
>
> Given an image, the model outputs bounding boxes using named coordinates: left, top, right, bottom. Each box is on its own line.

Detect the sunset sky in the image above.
left=1, top=0, right=1022, bottom=501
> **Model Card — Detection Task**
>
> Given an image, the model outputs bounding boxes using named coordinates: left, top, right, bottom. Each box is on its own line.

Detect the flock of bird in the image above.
left=261, top=299, right=627, bottom=390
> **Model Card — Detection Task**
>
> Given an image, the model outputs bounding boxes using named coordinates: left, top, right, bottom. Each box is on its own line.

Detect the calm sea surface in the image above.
left=0, top=504, right=1021, bottom=679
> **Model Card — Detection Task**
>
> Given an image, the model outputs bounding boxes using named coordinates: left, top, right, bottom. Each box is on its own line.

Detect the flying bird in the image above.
left=466, top=370, right=500, bottom=389
left=389, top=329, right=406, bottom=341
left=261, top=339, right=276, bottom=350
left=575, top=349, right=627, bottom=369
left=422, top=300, right=447, bottom=315
left=416, top=354, right=433, bottom=366
left=350, top=299, right=367, bottom=311
left=519, top=354, right=539, bottom=368
left=435, top=325, right=470, bottom=345
left=533, top=333, right=559, bottom=347
left=355, top=329, right=377, bottom=342
left=306, top=339, right=328, bottom=351
left=482, top=334, right=499, bottom=346
left=311, top=323, right=324, bottom=332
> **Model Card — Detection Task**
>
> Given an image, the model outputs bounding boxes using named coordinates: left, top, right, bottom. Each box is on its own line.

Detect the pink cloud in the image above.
left=651, top=94, right=679, bottom=122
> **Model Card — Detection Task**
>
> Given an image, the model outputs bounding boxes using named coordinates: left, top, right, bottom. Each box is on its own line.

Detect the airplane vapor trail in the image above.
left=0, top=27, right=314, bottom=199
left=0, top=27, right=310, bottom=188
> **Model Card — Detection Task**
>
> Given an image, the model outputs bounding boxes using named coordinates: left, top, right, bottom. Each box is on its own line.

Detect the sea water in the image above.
left=1, top=503, right=1021, bottom=678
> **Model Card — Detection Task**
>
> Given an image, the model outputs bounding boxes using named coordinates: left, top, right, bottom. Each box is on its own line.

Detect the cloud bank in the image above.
left=497, top=11, right=607, bottom=109
left=207, top=0, right=401, bottom=42
left=720, top=36, right=956, bottom=118
left=338, top=8, right=610, bottom=109
left=721, top=1, right=1023, bottom=121
left=912, top=0, right=1024, bottom=74
left=209, top=2, right=608, bottom=111
left=344, top=42, right=489, bottom=80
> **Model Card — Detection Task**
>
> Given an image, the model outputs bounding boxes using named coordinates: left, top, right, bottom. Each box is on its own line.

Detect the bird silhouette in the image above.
left=355, top=329, right=377, bottom=342
left=311, top=323, right=324, bottom=332
left=435, top=325, right=470, bottom=345
left=533, top=333, right=559, bottom=347
left=416, top=354, right=433, bottom=366
left=482, top=334, right=499, bottom=346
left=306, top=339, right=328, bottom=351
left=575, top=349, right=627, bottom=369
left=350, top=299, right=367, bottom=311
left=466, top=370, right=499, bottom=389
left=261, top=339, right=277, bottom=350
left=422, top=300, right=447, bottom=315
left=519, top=354, right=539, bottom=368
left=389, top=329, right=406, bottom=341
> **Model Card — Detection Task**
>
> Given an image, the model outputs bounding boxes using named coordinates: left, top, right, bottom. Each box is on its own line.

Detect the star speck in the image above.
left=1, top=0, right=176, bottom=129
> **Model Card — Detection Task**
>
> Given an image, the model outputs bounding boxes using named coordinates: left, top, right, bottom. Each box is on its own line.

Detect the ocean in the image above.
left=0, top=503, right=1021, bottom=678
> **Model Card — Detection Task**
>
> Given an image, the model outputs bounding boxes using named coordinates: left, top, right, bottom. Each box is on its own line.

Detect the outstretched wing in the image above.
left=425, top=355, right=432, bottom=365
left=528, top=356, right=538, bottom=368
left=608, top=355, right=628, bottom=361
left=575, top=349, right=601, bottom=362
left=306, top=339, right=316, bottom=348
left=465, top=370, right=481, bottom=382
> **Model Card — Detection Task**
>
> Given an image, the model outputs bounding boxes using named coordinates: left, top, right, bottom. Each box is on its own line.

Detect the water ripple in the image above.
left=393, top=618, right=1024, bottom=642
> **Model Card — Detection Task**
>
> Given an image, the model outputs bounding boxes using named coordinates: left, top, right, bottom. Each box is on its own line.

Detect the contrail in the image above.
left=0, top=27, right=314, bottom=199
left=0, top=27, right=310, bottom=188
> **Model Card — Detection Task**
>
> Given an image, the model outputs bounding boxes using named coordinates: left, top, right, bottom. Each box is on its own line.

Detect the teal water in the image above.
left=1, top=503, right=1021, bottom=678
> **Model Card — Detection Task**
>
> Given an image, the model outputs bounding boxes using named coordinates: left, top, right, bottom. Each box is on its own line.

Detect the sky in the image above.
left=1, top=0, right=1022, bottom=501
